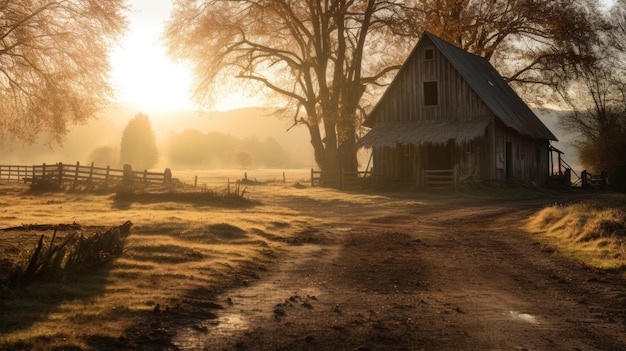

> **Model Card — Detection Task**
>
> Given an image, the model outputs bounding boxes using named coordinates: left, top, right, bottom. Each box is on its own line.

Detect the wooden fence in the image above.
left=0, top=162, right=172, bottom=188
left=310, top=169, right=370, bottom=190
left=422, top=167, right=458, bottom=190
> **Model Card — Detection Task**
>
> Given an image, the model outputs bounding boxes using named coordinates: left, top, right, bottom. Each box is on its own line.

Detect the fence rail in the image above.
left=310, top=169, right=370, bottom=190
left=0, top=162, right=171, bottom=188
left=422, top=167, right=458, bottom=190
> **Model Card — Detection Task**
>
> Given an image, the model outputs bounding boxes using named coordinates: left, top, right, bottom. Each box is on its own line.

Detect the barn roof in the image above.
left=363, top=32, right=557, bottom=142
left=358, top=120, right=490, bottom=148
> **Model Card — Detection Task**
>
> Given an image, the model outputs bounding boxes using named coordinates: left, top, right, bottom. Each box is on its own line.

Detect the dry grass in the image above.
left=2, top=168, right=620, bottom=349
left=0, top=171, right=317, bottom=350
left=527, top=196, right=626, bottom=272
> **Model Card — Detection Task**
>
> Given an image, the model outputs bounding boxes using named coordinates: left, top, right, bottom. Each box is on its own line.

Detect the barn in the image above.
left=359, top=32, right=559, bottom=188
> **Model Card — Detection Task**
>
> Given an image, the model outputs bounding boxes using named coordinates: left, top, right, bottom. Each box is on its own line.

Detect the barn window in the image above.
left=423, top=81, right=438, bottom=106
left=424, top=48, right=434, bottom=60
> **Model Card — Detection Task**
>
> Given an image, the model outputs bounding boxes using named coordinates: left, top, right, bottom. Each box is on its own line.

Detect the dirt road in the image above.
left=166, top=196, right=626, bottom=351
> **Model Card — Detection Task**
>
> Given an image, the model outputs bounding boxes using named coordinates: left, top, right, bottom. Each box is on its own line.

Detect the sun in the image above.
left=109, top=1, right=196, bottom=113
left=110, top=30, right=195, bottom=112
left=109, top=1, right=266, bottom=115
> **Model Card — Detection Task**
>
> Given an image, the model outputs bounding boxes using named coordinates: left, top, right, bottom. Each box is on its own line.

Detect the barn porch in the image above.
left=357, top=120, right=489, bottom=188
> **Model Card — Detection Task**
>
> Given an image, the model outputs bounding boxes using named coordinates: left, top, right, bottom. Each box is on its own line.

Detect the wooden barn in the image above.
left=359, top=32, right=559, bottom=187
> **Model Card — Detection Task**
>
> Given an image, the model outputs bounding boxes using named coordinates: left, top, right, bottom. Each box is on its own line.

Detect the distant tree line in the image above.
left=166, top=129, right=310, bottom=169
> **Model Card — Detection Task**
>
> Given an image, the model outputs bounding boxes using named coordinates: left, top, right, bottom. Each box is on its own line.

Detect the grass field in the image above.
left=527, top=194, right=626, bottom=271
left=0, top=169, right=316, bottom=349
left=1, top=169, right=625, bottom=349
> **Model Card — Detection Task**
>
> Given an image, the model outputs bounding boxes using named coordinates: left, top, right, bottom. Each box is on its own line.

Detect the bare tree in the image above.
left=0, top=0, right=128, bottom=145
left=165, top=0, right=413, bottom=173
left=407, top=0, right=611, bottom=101
left=165, top=0, right=610, bottom=173
left=559, top=1, right=626, bottom=191
left=233, top=149, right=254, bottom=169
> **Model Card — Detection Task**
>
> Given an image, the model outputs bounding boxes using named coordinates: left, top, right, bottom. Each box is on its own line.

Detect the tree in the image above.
left=120, top=113, right=158, bottom=171
left=165, top=0, right=609, bottom=173
left=233, top=149, right=254, bottom=169
left=0, top=0, right=127, bottom=145
left=87, top=146, right=120, bottom=167
left=559, top=1, right=626, bottom=191
left=166, top=0, right=413, bottom=173
left=407, top=0, right=609, bottom=95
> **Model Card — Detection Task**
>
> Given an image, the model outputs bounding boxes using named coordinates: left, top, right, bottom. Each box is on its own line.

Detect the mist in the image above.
left=0, top=104, right=316, bottom=171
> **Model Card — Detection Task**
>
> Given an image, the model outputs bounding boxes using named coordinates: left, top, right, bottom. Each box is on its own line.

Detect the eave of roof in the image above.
left=358, top=120, right=490, bottom=149
left=363, top=32, right=557, bottom=142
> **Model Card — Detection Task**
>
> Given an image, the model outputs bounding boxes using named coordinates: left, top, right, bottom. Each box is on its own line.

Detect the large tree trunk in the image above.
left=308, top=121, right=340, bottom=173
left=339, top=125, right=358, bottom=173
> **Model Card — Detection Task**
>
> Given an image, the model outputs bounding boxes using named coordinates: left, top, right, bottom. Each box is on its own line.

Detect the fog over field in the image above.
left=0, top=104, right=579, bottom=174
left=0, top=104, right=317, bottom=170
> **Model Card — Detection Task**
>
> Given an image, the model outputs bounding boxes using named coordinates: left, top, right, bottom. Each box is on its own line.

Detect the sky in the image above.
left=110, top=0, right=255, bottom=113
left=110, top=0, right=616, bottom=113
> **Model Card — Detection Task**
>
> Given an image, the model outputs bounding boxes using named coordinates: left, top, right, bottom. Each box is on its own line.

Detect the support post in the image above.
left=57, top=162, right=63, bottom=186
left=74, top=161, right=80, bottom=184
left=89, top=162, right=94, bottom=182
left=105, top=166, right=111, bottom=188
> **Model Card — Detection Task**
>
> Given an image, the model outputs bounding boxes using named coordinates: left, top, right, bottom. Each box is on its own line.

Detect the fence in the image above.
left=310, top=168, right=370, bottom=190
left=422, top=167, right=458, bottom=190
left=0, top=162, right=172, bottom=188
left=581, top=170, right=609, bottom=189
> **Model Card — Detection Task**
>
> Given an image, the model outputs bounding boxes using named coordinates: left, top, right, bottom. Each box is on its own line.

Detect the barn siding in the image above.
left=370, top=37, right=492, bottom=125
left=366, top=35, right=552, bottom=187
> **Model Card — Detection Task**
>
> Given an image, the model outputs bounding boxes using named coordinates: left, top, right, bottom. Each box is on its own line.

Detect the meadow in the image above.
left=0, top=169, right=624, bottom=350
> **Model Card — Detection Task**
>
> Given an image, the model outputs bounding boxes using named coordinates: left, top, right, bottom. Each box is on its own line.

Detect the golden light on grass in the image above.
left=0, top=170, right=324, bottom=349
left=527, top=199, right=626, bottom=271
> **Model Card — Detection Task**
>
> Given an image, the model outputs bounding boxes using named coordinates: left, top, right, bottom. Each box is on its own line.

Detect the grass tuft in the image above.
left=527, top=197, right=626, bottom=272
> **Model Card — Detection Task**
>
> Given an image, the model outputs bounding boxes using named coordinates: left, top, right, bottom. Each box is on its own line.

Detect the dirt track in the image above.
left=165, top=196, right=626, bottom=351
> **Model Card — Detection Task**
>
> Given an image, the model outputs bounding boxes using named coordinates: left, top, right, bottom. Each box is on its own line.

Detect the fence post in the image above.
left=57, top=162, right=63, bottom=186
left=123, top=164, right=134, bottom=186
left=164, top=168, right=172, bottom=185
left=143, top=169, right=148, bottom=183
left=454, top=165, right=459, bottom=189
left=105, top=166, right=111, bottom=188
left=42, top=163, right=46, bottom=178
left=74, top=161, right=80, bottom=184
left=90, top=162, right=95, bottom=182
left=194, top=175, right=198, bottom=190
left=283, top=171, right=286, bottom=185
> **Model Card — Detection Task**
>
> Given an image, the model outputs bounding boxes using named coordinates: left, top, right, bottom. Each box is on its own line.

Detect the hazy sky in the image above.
left=110, top=0, right=616, bottom=113
left=110, top=1, right=259, bottom=113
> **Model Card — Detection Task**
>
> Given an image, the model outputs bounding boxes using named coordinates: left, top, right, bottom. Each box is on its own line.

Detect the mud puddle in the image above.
left=173, top=243, right=340, bottom=349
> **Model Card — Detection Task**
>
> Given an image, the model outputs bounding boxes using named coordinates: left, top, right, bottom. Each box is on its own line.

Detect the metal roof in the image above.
left=363, top=32, right=557, bottom=141
left=357, top=120, right=490, bottom=148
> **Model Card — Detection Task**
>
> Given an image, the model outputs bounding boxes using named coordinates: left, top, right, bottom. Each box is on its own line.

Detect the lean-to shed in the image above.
left=359, top=32, right=558, bottom=186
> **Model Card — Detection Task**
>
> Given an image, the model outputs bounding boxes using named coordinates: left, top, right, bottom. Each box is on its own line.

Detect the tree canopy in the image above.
left=120, top=113, right=158, bottom=171
left=408, top=0, right=611, bottom=100
left=165, top=0, right=612, bottom=172
left=0, top=0, right=128, bottom=145
left=559, top=1, right=626, bottom=191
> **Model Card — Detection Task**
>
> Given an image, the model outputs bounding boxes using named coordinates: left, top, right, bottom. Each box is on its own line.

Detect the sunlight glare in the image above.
left=110, top=0, right=195, bottom=112
left=110, top=1, right=263, bottom=113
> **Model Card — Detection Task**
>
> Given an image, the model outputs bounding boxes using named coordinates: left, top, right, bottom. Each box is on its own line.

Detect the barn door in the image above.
left=427, top=143, right=452, bottom=170
left=505, top=141, right=513, bottom=180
